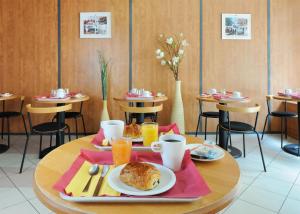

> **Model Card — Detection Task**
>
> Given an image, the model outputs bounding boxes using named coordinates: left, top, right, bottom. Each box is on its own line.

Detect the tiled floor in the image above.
left=0, top=134, right=299, bottom=213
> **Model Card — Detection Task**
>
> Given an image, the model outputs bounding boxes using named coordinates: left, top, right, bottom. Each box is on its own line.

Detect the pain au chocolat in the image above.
left=120, top=162, right=160, bottom=190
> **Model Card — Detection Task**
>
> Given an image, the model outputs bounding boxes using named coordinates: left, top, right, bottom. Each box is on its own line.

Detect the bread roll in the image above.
left=120, top=162, right=160, bottom=190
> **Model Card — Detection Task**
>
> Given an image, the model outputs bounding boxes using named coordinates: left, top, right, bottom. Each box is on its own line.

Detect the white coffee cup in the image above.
left=208, top=88, right=217, bottom=95
left=101, top=120, right=124, bottom=143
left=151, top=134, right=186, bottom=171
left=143, top=91, right=152, bottom=97
left=285, top=89, right=293, bottom=95
left=232, top=91, right=241, bottom=98
left=56, top=88, right=66, bottom=98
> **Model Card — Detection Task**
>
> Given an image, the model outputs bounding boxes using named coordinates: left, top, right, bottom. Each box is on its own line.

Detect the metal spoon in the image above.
left=83, top=164, right=99, bottom=192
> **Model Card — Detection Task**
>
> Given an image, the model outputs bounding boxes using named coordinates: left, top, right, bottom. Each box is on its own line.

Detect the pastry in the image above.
left=124, top=123, right=141, bottom=138
left=120, top=162, right=160, bottom=190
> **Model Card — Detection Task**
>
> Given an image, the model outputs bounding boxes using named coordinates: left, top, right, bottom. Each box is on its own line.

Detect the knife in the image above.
left=93, top=165, right=109, bottom=197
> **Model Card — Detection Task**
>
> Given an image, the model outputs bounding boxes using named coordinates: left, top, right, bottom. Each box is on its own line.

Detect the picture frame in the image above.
left=222, top=13, right=251, bottom=40
left=80, top=12, right=111, bottom=39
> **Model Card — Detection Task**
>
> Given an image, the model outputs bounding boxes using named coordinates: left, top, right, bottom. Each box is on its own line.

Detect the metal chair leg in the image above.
left=39, top=135, right=43, bottom=158
left=243, top=134, right=246, bottom=158
left=81, top=116, right=87, bottom=136
left=229, top=134, right=232, bottom=147
left=261, top=115, right=269, bottom=140
left=255, top=131, right=267, bottom=172
left=1, top=118, right=4, bottom=139
left=67, top=125, right=71, bottom=142
left=285, top=117, right=288, bottom=139
left=75, top=119, right=78, bottom=139
left=21, top=114, right=28, bottom=136
left=19, top=135, right=30, bottom=173
left=7, top=118, right=10, bottom=147
left=49, top=134, right=53, bottom=147
left=195, top=114, right=201, bottom=137
left=215, top=125, right=219, bottom=144
left=204, top=117, right=208, bottom=140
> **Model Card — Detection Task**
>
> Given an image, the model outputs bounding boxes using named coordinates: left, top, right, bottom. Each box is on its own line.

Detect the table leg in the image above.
left=136, top=102, right=144, bottom=124
left=218, top=104, right=242, bottom=158
left=283, top=101, right=300, bottom=156
left=0, top=101, right=9, bottom=154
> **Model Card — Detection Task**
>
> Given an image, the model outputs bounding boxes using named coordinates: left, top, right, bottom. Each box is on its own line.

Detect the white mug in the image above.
left=232, top=91, right=241, bottom=98
left=56, top=88, right=66, bottom=98
left=101, top=120, right=124, bottom=144
left=151, top=134, right=186, bottom=171
left=208, top=88, right=217, bottom=95
left=143, top=91, right=152, bottom=97
left=285, top=88, right=292, bottom=95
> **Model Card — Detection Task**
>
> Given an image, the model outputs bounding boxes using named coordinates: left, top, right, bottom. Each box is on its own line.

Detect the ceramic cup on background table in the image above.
left=285, top=88, right=293, bottom=95
left=101, top=120, right=125, bottom=144
left=56, top=88, right=67, bottom=98
left=208, top=88, right=217, bottom=95
left=232, top=91, right=241, bottom=98
left=151, top=134, right=186, bottom=171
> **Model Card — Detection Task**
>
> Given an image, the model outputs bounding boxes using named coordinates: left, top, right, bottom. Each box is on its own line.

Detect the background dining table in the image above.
left=197, top=95, right=250, bottom=158
left=0, top=94, right=19, bottom=153
left=114, top=96, right=168, bottom=124
left=273, top=95, right=300, bottom=156
left=33, top=95, right=90, bottom=157
left=33, top=135, right=240, bottom=214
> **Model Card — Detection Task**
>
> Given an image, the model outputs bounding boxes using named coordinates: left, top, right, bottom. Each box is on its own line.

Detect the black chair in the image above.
left=195, top=97, right=219, bottom=141
left=216, top=103, right=266, bottom=172
left=52, top=101, right=87, bottom=139
left=0, top=96, right=28, bottom=147
left=261, top=95, right=297, bottom=148
left=19, top=104, right=72, bottom=173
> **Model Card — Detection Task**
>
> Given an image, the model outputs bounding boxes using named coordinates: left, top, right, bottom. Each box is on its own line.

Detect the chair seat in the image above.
left=32, top=122, right=67, bottom=133
left=202, top=111, right=219, bottom=118
left=221, top=121, right=254, bottom=132
left=270, top=111, right=297, bottom=117
left=0, top=111, right=21, bottom=118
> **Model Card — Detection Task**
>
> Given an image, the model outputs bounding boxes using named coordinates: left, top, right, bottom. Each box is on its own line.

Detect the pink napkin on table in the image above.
left=212, top=94, right=230, bottom=100
left=53, top=149, right=211, bottom=198
left=91, top=124, right=181, bottom=146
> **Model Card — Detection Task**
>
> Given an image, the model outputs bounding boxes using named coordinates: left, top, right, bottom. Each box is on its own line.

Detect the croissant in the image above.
left=120, top=162, right=160, bottom=190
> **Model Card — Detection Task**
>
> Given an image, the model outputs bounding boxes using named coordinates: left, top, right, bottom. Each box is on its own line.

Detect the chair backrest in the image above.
left=26, top=104, right=72, bottom=114
left=119, top=104, right=163, bottom=114
left=216, top=104, right=261, bottom=114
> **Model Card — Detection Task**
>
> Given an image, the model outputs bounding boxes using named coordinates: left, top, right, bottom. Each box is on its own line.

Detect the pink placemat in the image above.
left=53, top=149, right=211, bottom=198
left=91, top=123, right=180, bottom=146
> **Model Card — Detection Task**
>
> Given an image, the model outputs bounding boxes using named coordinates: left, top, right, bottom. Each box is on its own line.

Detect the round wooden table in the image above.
left=273, top=95, right=300, bottom=156
left=34, top=135, right=240, bottom=214
left=33, top=95, right=90, bottom=157
left=197, top=95, right=250, bottom=158
left=0, top=94, right=18, bottom=102
left=114, top=96, right=168, bottom=123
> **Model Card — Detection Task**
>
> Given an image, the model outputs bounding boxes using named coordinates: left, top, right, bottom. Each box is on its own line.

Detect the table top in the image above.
left=273, top=95, right=300, bottom=102
left=0, top=94, right=19, bottom=102
left=114, top=96, right=168, bottom=103
left=34, top=135, right=240, bottom=214
left=197, top=95, right=250, bottom=104
left=33, top=95, right=90, bottom=104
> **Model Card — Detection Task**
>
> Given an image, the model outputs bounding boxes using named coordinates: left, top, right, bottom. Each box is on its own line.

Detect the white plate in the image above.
left=227, top=96, right=247, bottom=100
left=186, top=144, right=225, bottom=162
left=108, top=162, right=176, bottom=196
left=0, top=93, right=12, bottom=97
left=126, top=96, right=154, bottom=100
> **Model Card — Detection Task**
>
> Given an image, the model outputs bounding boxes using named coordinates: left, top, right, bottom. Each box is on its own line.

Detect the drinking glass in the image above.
left=112, top=138, right=132, bottom=166
left=141, top=122, right=158, bottom=146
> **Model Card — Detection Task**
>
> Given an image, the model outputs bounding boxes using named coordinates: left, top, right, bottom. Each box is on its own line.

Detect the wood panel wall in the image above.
left=132, top=0, right=200, bottom=132
left=0, top=0, right=58, bottom=132
left=270, top=0, right=300, bottom=131
left=60, top=0, right=129, bottom=133
left=202, top=0, right=268, bottom=131
left=1, top=0, right=300, bottom=134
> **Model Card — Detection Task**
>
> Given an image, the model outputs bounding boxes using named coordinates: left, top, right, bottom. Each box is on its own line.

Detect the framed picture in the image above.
left=80, top=12, right=111, bottom=39
left=222, top=14, right=251, bottom=40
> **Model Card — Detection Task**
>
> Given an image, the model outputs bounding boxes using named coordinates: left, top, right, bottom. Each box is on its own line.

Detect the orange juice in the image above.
left=112, top=139, right=132, bottom=166
left=141, top=122, right=158, bottom=146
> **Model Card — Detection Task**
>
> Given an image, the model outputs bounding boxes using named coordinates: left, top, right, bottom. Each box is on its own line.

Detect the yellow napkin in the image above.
left=65, top=161, right=120, bottom=197
left=160, top=129, right=174, bottom=136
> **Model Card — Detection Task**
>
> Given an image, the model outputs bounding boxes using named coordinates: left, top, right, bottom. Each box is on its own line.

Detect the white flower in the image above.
left=159, top=51, right=164, bottom=58
left=181, top=39, right=188, bottom=46
left=159, top=34, right=163, bottom=38
left=155, top=49, right=161, bottom=55
left=172, top=56, right=180, bottom=65
left=178, top=49, right=184, bottom=55
left=168, top=61, right=171, bottom=65
left=166, top=37, right=173, bottom=45
left=161, top=60, right=166, bottom=65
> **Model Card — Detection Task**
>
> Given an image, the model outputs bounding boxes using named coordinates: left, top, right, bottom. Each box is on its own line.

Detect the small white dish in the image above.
left=108, top=162, right=176, bottom=196
left=186, top=144, right=225, bottom=162
left=1, top=93, right=12, bottom=97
